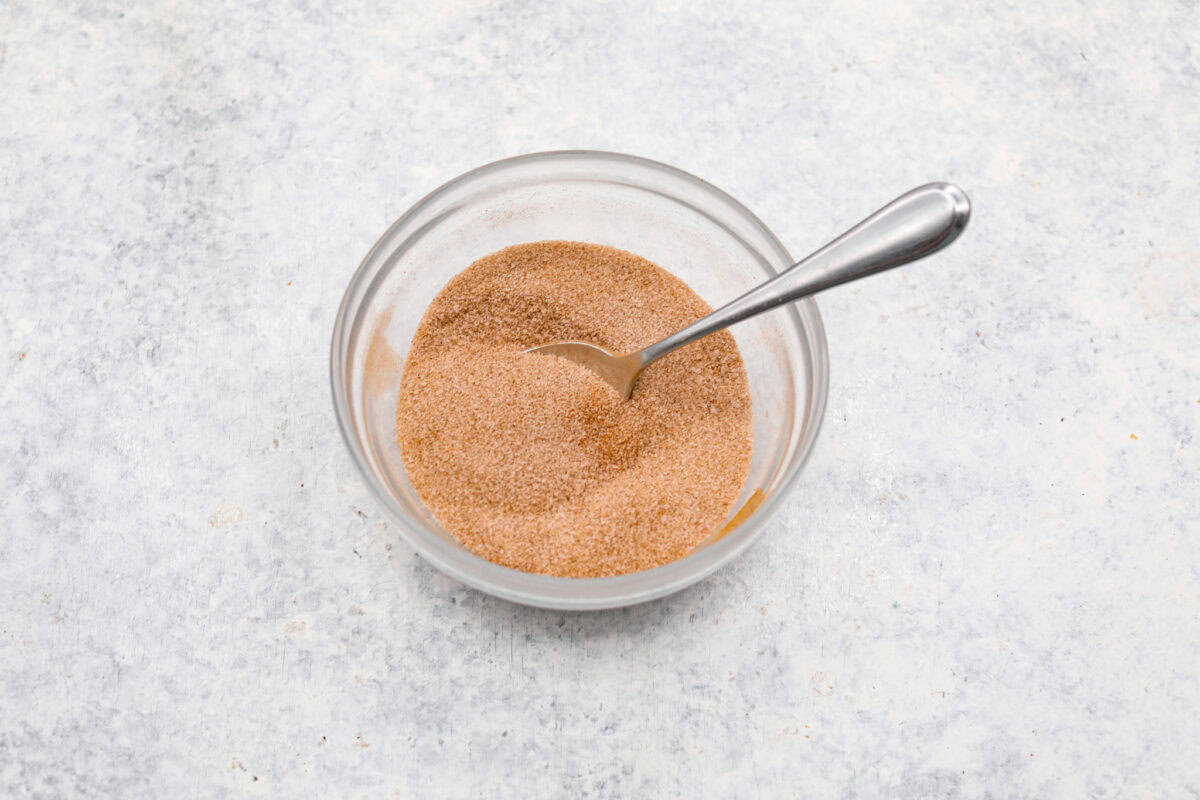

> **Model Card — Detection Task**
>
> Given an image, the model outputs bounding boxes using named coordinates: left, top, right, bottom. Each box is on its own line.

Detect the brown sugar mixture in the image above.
left=396, top=241, right=753, bottom=577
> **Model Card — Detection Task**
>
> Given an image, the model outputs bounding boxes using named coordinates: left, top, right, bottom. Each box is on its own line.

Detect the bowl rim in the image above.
left=330, top=149, right=829, bottom=610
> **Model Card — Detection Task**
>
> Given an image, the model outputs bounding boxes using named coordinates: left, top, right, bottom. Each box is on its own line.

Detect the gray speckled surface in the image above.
left=2, top=1, right=1198, bottom=797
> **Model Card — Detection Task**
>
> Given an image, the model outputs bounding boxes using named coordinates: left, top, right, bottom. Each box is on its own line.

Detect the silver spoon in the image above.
left=527, top=182, right=971, bottom=398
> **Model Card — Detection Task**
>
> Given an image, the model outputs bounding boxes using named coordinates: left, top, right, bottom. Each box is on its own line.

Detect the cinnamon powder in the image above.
left=396, top=241, right=753, bottom=577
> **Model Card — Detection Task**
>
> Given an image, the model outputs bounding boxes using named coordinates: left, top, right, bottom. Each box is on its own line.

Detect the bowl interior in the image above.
left=333, top=152, right=827, bottom=609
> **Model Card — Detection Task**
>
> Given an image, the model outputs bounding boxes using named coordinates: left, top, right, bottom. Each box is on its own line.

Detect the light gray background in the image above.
left=2, top=1, right=1198, bottom=797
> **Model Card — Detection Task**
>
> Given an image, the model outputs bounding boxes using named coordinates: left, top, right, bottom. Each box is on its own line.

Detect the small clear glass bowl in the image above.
left=331, top=151, right=828, bottom=610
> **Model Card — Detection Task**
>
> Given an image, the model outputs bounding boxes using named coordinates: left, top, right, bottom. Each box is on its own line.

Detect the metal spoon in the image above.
left=527, top=182, right=971, bottom=398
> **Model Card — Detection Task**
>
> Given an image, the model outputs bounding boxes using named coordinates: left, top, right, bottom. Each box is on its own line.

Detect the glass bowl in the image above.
left=331, top=151, right=828, bottom=610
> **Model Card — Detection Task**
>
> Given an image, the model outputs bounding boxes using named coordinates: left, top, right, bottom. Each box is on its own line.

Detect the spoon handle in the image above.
left=636, top=182, right=971, bottom=367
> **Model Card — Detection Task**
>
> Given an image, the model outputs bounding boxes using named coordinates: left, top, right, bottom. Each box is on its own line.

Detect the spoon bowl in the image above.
left=524, top=341, right=648, bottom=397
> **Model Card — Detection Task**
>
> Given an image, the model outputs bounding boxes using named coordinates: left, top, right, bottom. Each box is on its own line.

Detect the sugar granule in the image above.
left=396, top=241, right=753, bottom=577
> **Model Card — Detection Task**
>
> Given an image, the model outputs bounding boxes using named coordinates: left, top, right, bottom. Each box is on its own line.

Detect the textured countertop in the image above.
left=2, top=1, right=1198, bottom=797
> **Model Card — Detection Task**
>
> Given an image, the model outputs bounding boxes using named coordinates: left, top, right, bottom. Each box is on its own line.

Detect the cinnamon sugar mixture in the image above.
left=396, top=241, right=753, bottom=577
